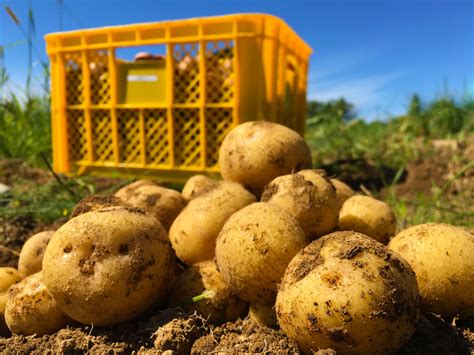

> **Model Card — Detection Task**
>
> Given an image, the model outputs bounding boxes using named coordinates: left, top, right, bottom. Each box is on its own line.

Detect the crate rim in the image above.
left=44, top=13, right=312, bottom=57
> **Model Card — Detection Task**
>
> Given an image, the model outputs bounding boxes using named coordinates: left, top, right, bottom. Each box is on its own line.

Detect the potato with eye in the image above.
left=0, top=267, right=21, bottom=335
left=5, top=272, right=71, bottom=335
left=276, top=231, right=419, bottom=355
left=169, top=181, right=256, bottom=265
left=388, top=223, right=474, bottom=319
left=338, top=195, right=397, bottom=244
left=330, top=178, right=355, bottom=210
left=70, top=195, right=127, bottom=218
left=181, top=175, right=218, bottom=201
left=168, top=260, right=248, bottom=324
left=18, top=230, right=55, bottom=278
left=215, top=202, right=308, bottom=305
left=219, top=121, right=312, bottom=194
left=42, top=206, right=175, bottom=326
left=115, top=179, right=159, bottom=201
left=261, top=170, right=338, bottom=238
left=126, top=185, right=186, bottom=231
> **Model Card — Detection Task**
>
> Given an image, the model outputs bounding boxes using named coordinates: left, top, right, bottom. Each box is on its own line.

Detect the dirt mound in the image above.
left=0, top=309, right=471, bottom=354
left=192, top=318, right=300, bottom=354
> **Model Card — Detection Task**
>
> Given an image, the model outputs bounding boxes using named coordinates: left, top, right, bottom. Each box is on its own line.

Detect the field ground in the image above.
left=0, top=136, right=473, bottom=353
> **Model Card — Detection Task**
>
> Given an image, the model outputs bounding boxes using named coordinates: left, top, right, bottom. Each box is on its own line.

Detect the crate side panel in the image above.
left=173, top=109, right=201, bottom=167
left=205, top=40, right=234, bottom=104
left=205, top=108, right=233, bottom=167
left=144, top=109, right=170, bottom=166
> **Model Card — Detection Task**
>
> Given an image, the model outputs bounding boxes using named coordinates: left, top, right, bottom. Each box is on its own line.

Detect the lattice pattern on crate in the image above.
left=89, top=50, right=111, bottom=105
left=91, top=110, right=114, bottom=162
left=173, top=43, right=200, bottom=103
left=117, top=109, right=141, bottom=164
left=205, top=41, right=234, bottom=103
left=173, top=109, right=201, bottom=166
left=67, top=109, right=87, bottom=163
left=205, top=108, right=233, bottom=167
left=64, top=52, right=83, bottom=105
left=144, top=109, right=169, bottom=166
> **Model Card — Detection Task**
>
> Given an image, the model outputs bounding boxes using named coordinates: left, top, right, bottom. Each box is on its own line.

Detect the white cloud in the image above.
left=308, top=71, right=405, bottom=120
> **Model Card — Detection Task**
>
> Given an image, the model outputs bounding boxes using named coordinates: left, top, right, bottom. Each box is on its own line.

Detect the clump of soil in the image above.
left=191, top=318, right=300, bottom=354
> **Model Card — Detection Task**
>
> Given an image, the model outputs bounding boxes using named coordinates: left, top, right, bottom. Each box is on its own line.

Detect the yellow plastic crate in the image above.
left=45, top=13, right=312, bottom=182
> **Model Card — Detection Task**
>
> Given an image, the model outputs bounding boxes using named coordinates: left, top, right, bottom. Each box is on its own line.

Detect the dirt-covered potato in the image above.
left=261, top=170, right=338, bottom=238
left=215, top=202, right=308, bottom=304
left=168, top=260, right=248, bottom=324
left=181, top=175, right=218, bottom=201
left=42, top=206, right=175, bottom=326
left=70, top=195, right=126, bottom=218
left=126, top=185, right=186, bottom=230
left=249, top=302, right=277, bottom=328
left=0, top=267, right=21, bottom=335
left=338, top=195, right=397, bottom=244
left=330, top=178, right=355, bottom=210
left=276, top=231, right=419, bottom=354
left=219, top=121, right=312, bottom=194
left=388, top=223, right=474, bottom=319
left=5, top=272, right=70, bottom=335
left=114, top=179, right=159, bottom=201
left=169, top=181, right=256, bottom=265
left=18, top=230, right=55, bottom=278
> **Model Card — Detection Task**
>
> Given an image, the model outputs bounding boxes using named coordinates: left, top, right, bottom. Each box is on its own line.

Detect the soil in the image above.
left=0, top=309, right=472, bottom=354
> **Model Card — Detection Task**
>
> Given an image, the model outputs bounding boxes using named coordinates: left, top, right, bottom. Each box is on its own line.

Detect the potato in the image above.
left=338, top=195, right=397, bottom=244
left=126, top=185, right=186, bottom=230
left=219, top=121, right=312, bottom=194
left=261, top=170, right=338, bottom=238
left=388, top=223, right=474, bottom=319
left=70, top=194, right=126, bottom=218
left=330, top=178, right=355, bottom=210
left=215, top=202, right=308, bottom=304
left=181, top=175, right=218, bottom=201
left=169, top=181, right=256, bottom=265
left=18, top=231, right=55, bottom=278
left=276, top=231, right=419, bottom=354
left=249, top=302, right=277, bottom=328
left=42, top=206, right=175, bottom=326
left=115, top=179, right=159, bottom=201
left=5, top=272, right=70, bottom=335
left=168, top=260, right=247, bottom=324
left=0, top=267, right=21, bottom=335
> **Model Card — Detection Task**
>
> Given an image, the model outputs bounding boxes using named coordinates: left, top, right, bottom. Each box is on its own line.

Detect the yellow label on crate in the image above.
left=118, top=60, right=166, bottom=104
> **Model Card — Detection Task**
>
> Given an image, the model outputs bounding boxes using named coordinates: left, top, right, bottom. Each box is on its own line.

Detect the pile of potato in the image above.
left=1, top=121, right=473, bottom=354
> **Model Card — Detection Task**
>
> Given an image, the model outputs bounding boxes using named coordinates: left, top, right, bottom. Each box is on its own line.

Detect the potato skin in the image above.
left=388, top=223, right=474, bottom=319
left=70, top=195, right=126, bottom=218
left=262, top=170, right=338, bottom=238
left=168, top=260, right=248, bottom=324
left=18, top=231, right=55, bottom=278
left=249, top=302, right=277, bottom=328
left=115, top=179, right=159, bottom=201
left=219, top=121, right=312, bottom=194
left=42, top=206, right=174, bottom=326
left=0, top=267, right=21, bottom=335
left=126, top=185, right=186, bottom=231
left=338, top=195, right=397, bottom=244
left=330, top=179, right=355, bottom=210
left=215, top=202, right=308, bottom=304
left=5, top=272, right=70, bottom=335
left=276, top=231, right=419, bottom=354
left=169, top=181, right=256, bottom=265
left=181, top=175, right=218, bottom=201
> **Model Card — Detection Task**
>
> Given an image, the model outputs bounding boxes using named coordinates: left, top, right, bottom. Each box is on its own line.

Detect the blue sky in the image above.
left=1, top=0, right=473, bottom=120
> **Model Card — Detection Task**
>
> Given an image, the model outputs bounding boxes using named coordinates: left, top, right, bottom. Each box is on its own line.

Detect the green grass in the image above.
left=0, top=92, right=473, bottom=227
